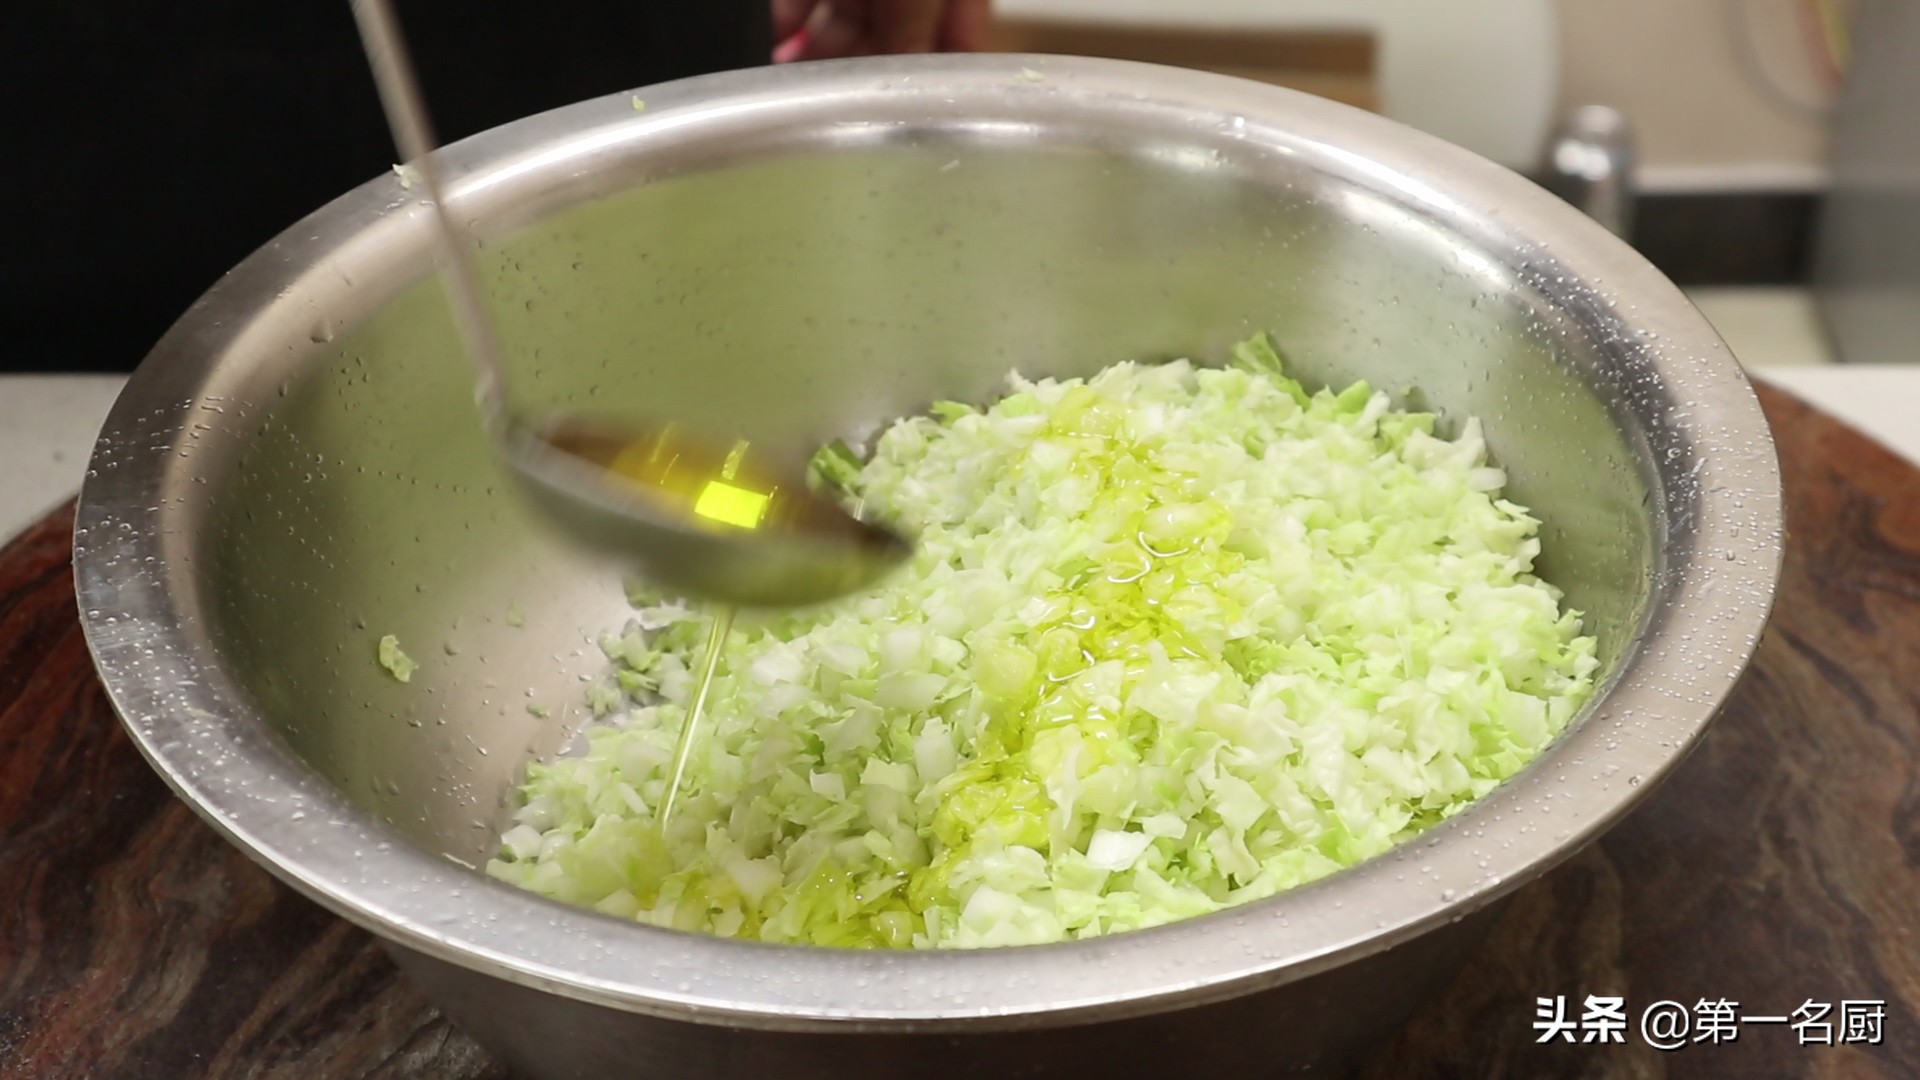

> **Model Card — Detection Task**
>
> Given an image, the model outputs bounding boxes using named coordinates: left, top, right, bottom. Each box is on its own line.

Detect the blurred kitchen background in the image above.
left=990, top=0, right=1909, bottom=354
left=2, top=0, right=1916, bottom=536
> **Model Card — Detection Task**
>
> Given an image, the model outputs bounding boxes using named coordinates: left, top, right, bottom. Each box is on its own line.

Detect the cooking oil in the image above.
left=535, top=418, right=902, bottom=825
left=661, top=604, right=733, bottom=826
left=539, top=419, right=849, bottom=540
left=537, top=421, right=785, bottom=827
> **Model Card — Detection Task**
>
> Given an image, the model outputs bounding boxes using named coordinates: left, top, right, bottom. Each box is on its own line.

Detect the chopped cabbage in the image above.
left=377, top=634, right=417, bottom=683
left=487, top=335, right=1599, bottom=948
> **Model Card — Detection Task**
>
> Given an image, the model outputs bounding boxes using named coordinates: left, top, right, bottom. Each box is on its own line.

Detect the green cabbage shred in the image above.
left=377, top=634, right=417, bottom=683
left=487, top=336, right=1598, bottom=948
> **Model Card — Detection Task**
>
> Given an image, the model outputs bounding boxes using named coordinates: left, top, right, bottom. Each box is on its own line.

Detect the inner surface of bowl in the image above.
left=208, top=78, right=1659, bottom=858
left=76, top=56, right=1780, bottom=1025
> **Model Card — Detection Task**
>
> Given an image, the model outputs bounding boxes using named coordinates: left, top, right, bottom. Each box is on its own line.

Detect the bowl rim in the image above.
left=74, top=53, right=1783, bottom=1030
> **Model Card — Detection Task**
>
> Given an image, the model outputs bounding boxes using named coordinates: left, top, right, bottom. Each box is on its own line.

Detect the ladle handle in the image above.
left=347, top=0, right=513, bottom=422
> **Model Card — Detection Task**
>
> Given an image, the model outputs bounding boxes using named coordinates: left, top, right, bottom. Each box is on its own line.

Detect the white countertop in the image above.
left=1, top=375, right=130, bottom=542
left=4, top=288, right=1915, bottom=546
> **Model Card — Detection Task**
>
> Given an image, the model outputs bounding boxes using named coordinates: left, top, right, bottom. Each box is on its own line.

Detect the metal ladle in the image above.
left=346, top=0, right=912, bottom=609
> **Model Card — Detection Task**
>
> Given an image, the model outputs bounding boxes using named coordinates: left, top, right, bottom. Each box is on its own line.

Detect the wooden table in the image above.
left=3, top=386, right=1915, bottom=1078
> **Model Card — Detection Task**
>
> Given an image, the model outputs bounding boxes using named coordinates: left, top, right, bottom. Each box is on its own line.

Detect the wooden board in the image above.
left=2, top=384, right=1916, bottom=1078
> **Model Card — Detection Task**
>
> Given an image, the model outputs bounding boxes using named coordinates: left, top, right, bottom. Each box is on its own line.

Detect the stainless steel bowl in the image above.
left=75, top=55, right=1782, bottom=1078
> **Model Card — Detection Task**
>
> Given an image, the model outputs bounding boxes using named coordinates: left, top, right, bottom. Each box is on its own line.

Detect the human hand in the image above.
left=771, top=0, right=991, bottom=62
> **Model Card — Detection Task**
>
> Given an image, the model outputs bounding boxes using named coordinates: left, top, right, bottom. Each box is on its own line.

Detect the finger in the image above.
left=871, top=0, right=944, bottom=54
left=772, top=0, right=822, bottom=41
left=938, top=0, right=991, bottom=51
left=792, top=1, right=873, bottom=60
left=772, top=27, right=811, bottom=63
